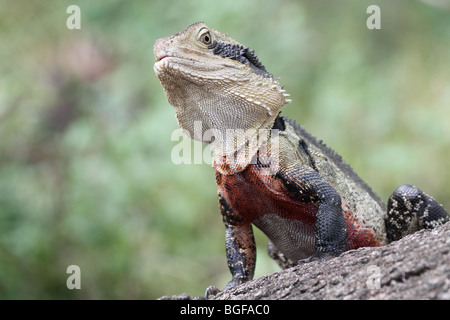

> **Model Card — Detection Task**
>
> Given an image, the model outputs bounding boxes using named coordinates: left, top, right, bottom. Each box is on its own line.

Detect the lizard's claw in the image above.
left=205, top=285, right=221, bottom=299
left=205, top=276, right=247, bottom=299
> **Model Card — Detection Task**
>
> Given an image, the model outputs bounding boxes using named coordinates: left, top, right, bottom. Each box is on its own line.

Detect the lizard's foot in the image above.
left=386, top=184, right=449, bottom=242
left=204, top=277, right=247, bottom=299
left=205, top=285, right=221, bottom=299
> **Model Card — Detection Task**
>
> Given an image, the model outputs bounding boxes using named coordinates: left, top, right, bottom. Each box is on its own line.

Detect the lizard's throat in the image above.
left=172, top=98, right=282, bottom=174
left=162, top=73, right=289, bottom=174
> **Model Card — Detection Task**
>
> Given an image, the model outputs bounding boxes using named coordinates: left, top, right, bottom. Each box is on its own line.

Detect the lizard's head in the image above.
left=154, top=22, right=291, bottom=142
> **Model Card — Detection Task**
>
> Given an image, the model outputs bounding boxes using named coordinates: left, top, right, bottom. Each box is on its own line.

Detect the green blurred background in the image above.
left=0, top=0, right=449, bottom=299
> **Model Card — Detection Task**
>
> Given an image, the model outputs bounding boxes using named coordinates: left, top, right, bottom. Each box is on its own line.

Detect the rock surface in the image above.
left=160, top=222, right=450, bottom=300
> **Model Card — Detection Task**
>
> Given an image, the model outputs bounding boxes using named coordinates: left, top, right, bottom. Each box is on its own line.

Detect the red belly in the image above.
left=216, top=164, right=382, bottom=254
left=216, top=165, right=318, bottom=225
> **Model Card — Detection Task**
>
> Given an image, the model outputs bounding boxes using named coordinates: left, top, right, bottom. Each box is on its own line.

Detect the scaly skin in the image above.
left=153, top=22, right=449, bottom=294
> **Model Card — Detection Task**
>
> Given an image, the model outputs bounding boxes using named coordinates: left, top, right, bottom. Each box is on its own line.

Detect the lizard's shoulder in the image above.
left=275, top=115, right=385, bottom=209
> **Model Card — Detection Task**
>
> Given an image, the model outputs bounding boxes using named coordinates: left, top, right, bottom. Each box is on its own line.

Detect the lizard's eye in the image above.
left=198, top=31, right=212, bottom=46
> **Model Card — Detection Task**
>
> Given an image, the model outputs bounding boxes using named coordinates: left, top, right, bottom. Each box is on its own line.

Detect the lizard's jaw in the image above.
left=153, top=46, right=177, bottom=76
left=153, top=55, right=174, bottom=76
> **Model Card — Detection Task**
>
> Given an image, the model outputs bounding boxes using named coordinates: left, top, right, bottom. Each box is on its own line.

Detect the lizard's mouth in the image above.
left=154, top=54, right=179, bottom=76
left=156, top=55, right=169, bottom=62
left=154, top=52, right=172, bottom=75
left=154, top=48, right=171, bottom=62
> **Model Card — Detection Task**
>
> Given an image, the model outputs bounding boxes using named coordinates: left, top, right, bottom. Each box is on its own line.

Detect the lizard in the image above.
left=153, top=22, right=449, bottom=295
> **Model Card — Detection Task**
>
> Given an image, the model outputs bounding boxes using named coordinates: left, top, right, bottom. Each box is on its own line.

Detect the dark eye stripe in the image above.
left=208, top=41, right=273, bottom=79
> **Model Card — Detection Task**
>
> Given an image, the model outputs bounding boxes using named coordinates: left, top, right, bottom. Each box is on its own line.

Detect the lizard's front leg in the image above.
left=206, top=193, right=256, bottom=298
left=223, top=223, right=256, bottom=289
left=220, top=192, right=256, bottom=289
left=277, top=164, right=347, bottom=261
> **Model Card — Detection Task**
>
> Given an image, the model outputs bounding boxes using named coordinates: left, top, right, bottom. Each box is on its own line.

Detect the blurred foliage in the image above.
left=0, top=0, right=449, bottom=299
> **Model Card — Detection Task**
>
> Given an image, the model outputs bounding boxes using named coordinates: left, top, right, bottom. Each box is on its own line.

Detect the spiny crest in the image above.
left=281, top=116, right=384, bottom=207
